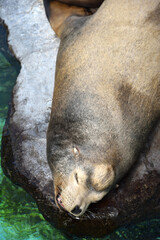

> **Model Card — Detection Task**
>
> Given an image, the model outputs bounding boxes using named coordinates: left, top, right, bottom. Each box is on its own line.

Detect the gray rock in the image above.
left=1, top=0, right=160, bottom=238
left=0, top=0, right=59, bottom=191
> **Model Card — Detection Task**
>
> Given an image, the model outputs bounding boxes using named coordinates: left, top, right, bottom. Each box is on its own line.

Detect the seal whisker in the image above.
left=85, top=209, right=95, bottom=219
left=84, top=211, right=92, bottom=220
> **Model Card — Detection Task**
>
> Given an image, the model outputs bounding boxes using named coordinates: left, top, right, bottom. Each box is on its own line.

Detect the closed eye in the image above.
left=75, top=173, right=79, bottom=184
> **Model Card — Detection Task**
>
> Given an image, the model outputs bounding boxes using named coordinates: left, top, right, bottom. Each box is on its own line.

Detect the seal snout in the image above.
left=56, top=192, right=82, bottom=216
left=71, top=205, right=82, bottom=215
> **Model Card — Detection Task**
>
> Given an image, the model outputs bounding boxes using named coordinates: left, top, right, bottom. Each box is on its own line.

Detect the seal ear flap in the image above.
left=46, top=1, right=92, bottom=38
left=91, top=164, right=115, bottom=191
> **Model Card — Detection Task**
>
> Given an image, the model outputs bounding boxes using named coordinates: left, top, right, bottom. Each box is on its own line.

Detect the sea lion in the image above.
left=46, top=0, right=160, bottom=217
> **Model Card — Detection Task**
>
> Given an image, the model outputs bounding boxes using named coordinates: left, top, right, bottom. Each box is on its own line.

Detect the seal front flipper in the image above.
left=43, top=0, right=94, bottom=38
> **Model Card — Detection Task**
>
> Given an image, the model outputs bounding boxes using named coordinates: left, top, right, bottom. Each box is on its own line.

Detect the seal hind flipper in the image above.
left=44, top=0, right=94, bottom=38
left=57, top=0, right=104, bottom=8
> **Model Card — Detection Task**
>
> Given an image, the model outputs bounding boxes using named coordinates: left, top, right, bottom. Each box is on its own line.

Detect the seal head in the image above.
left=54, top=162, right=114, bottom=216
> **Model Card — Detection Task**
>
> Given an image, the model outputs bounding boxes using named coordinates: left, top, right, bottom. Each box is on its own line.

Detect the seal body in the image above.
left=47, top=0, right=160, bottom=217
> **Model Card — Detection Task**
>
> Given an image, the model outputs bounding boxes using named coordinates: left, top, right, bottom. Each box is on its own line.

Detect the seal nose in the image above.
left=71, top=205, right=82, bottom=215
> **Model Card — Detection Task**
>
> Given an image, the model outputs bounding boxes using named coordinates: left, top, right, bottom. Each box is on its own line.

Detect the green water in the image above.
left=0, top=22, right=160, bottom=240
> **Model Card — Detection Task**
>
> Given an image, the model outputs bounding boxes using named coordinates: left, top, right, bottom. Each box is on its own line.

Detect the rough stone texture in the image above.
left=0, top=0, right=59, bottom=189
left=0, top=0, right=160, bottom=238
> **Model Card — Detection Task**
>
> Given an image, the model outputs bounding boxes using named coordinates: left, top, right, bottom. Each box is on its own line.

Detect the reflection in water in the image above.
left=0, top=22, right=160, bottom=240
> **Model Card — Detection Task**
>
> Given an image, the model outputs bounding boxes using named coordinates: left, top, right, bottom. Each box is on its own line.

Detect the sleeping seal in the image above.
left=46, top=0, right=160, bottom=217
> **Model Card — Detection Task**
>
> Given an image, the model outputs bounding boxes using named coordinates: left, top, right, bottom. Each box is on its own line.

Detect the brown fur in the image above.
left=48, top=1, right=92, bottom=37
left=46, top=0, right=160, bottom=217
left=57, top=0, right=104, bottom=8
